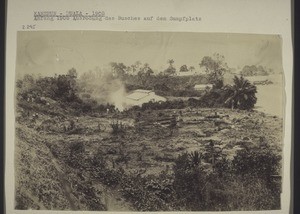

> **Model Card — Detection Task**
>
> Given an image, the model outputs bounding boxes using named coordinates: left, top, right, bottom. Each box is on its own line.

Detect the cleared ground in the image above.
left=15, top=101, right=283, bottom=210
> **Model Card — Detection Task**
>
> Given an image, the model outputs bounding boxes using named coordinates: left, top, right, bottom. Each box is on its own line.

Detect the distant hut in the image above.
left=125, top=89, right=166, bottom=107
left=194, top=84, right=213, bottom=91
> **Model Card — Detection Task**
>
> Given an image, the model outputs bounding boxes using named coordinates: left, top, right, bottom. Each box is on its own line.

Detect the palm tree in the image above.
left=189, top=151, right=201, bottom=167
left=167, top=59, right=174, bottom=67
left=224, top=75, right=257, bottom=110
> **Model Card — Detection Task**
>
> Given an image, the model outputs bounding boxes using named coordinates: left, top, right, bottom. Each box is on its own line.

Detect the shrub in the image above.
left=110, top=121, right=127, bottom=135
left=220, top=176, right=280, bottom=210
left=120, top=173, right=176, bottom=211
left=172, top=152, right=207, bottom=210
left=232, top=147, right=281, bottom=181
left=170, top=147, right=281, bottom=211
left=66, top=142, right=85, bottom=168
left=69, top=142, right=85, bottom=155
left=228, top=147, right=281, bottom=210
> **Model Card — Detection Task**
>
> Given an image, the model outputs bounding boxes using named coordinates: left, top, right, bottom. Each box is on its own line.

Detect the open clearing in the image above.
left=15, top=102, right=283, bottom=210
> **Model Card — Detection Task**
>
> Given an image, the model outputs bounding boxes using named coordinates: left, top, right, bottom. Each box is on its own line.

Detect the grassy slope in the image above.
left=15, top=101, right=109, bottom=210
left=15, top=125, right=71, bottom=210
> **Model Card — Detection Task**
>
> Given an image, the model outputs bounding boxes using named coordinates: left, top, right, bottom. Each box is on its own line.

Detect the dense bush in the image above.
left=16, top=71, right=118, bottom=117
left=120, top=173, right=176, bottom=211
left=65, top=141, right=86, bottom=168
left=73, top=146, right=281, bottom=211
left=232, top=146, right=281, bottom=182
left=170, top=146, right=281, bottom=211
left=184, top=76, right=257, bottom=110
left=172, top=152, right=208, bottom=210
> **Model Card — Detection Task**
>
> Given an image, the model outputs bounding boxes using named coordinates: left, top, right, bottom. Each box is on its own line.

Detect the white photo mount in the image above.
left=5, top=0, right=293, bottom=213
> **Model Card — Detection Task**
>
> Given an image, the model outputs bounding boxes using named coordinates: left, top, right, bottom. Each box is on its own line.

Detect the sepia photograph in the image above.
left=14, top=31, right=284, bottom=211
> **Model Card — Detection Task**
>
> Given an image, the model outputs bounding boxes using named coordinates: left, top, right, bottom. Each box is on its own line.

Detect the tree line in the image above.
left=16, top=53, right=259, bottom=113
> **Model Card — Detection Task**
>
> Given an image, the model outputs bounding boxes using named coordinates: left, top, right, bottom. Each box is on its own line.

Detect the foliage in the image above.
left=232, top=146, right=281, bottom=181
left=56, top=69, right=79, bottom=102
left=173, top=152, right=207, bottom=210
left=188, top=151, right=201, bottom=167
left=120, top=173, right=176, bottom=211
left=202, top=141, right=223, bottom=167
left=213, top=79, right=224, bottom=89
left=224, top=75, right=257, bottom=110
left=179, top=65, right=189, bottom=72
left=199, top=53, right=229, bottom=85
left=16, top=69, right=120, bottom=117
left=170, top=146, right=281, bottom=211
left=220, top=177, right=281, bottom=210
left=66, top=141, right=86, bottom=168
left=240, top=65, right=271, bottom=76
left=68, top=67, right=78, bottom=78
left=164, top=59, right=176, bottom=75
left=78, top=64, right=207, bottom=99
left=140, top=63, right=154, bottom=76
left=69, top=141, right=85, bottom=155
left=16, top=70, right=79, bottom=102
left=110, top=62, right=127, bottom=78
left=164, top=66, right=176, bottom=76
left=125, top=100, right=186, bottom=112
left=167, top=59, right=174, bottom=66
left=110, top=121, right=127, bottom=135
left=186, top=75, right=257, bottom=110
left=189, top=66, right=195, bottom=72
left=189, top=88, right=228, bottom=108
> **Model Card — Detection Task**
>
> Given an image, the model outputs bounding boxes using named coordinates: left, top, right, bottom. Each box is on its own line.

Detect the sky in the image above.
left=15, top=31, right=283, bottom=77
